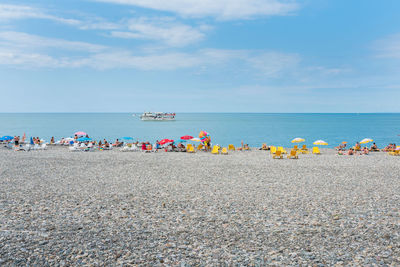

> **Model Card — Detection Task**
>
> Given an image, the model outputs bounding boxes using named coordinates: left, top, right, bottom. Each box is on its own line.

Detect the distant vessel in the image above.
left=139, top=112, right=176, bottom=121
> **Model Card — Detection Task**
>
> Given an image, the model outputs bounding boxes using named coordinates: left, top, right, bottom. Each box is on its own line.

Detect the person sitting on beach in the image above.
left=361, top=147, right=369, bottom=155
left=370, top=143, right=379, bottom=151
left=354, top=142, right=361, bottom=151
left=141, top=142, right=147, bottom=151
left=177, top=143, right=186, bottom=152
left=74, top=134, right=78, bottom=140
left=50, top=137, right=55, bottom=144
left=347, top=148, right=355, bottom=155
left=259, top=143, right=269, bottom=150
left=244, top=144, right=250, bottom=150
left=113, top=139, right=122, bottom=147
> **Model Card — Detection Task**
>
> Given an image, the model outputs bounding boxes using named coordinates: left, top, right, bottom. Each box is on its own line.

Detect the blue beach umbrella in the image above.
left=76, top=137, right=92, bottom=142
left=30, top=137, right=34, bottom=145
left=1, top=136, right=13, bottom=141
left=122, top=137, right=134, bottom=141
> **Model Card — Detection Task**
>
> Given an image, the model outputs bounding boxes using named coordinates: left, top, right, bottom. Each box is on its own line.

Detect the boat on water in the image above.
left=138, top=112, right=176, bottom=121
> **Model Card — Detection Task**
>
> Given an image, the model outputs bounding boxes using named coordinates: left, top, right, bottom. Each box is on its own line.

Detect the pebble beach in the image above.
left=0, top=147, right=399, bottom=266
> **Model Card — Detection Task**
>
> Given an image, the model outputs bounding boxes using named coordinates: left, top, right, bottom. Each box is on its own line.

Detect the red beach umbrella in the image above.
left=159, top=139, right=174, bottom=145
left=180, top=135, right=193, bottom=140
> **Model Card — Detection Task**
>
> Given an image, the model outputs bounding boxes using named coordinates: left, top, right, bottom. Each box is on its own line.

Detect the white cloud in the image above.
left=93, top=0, right=299, bottom=20
left=110, top=17, right=208, bottom=46
left=0, top=4, right=80, bottom=25
left=374, top=33, right=400, bottom=59
left=0, top=31, right=106, bottom=52
left=0, top=32, right=300, bottom=72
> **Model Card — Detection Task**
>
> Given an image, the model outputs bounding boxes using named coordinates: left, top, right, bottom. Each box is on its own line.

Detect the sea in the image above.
left=0, top=113, right=399, bottom=148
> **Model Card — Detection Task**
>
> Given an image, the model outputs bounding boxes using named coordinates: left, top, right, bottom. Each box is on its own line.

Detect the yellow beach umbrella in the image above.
left=342, top=141, right=347, bottom=144
left=313, top=140, right=328, bottom=145
left=360, top=138, right=373, bottom=144
left=190, top=138, right=201, bottom=142
left=291, top=137, right=305, bottom=143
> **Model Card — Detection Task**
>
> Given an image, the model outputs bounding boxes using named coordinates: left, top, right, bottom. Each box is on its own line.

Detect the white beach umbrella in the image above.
left=291, top=137, right=305, bottom=143
left=360, top=138, right=373, bottom=144
left=313, top=140, right=328, bottom=145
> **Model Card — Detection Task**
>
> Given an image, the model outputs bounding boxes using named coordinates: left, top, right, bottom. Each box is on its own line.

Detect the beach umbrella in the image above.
left=76, top=137, right=92, bottom=142
left=360, top=138, right=373, bottom=144
left=159, top=139, right=174, bottom=145
left=342, top=141, right=347, bottom=144
left=291, top=137, right=305, bottom=143
left=199, top=131, right=211, bottom=144
left=190, top=138, right=201, bottom=142
left=180, top=135, right=193, bottom=140
left=122, top=137, right=134, bottom=141
left=74, top=131, right=87, bottom=136
left=313, top=140, right=328, bottom=145
left=1, top=136, right=13, bottom=141
left=30, top=137, right=34, bottom=145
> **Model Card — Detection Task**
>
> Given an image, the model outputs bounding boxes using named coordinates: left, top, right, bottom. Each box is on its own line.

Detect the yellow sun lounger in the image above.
left=221, top=147, right=228, bottom=155
left=187, top=146, right=195, bottom=153
left=273, top=150, right=283, bottom=159
left=277, top=146, right=287, bottom=154
left=211, top=145, right=220, bottom=154
left=388, top=150, right=400, bottom=156
left=287, top=149, right=298, bottom=159
left=197, top=144, right=204, bottom=150
left=270, top=146, right=277, bottom=154
left=228, top=144, right=235, bottom=151
left=312, top=147, right=321, bottom=154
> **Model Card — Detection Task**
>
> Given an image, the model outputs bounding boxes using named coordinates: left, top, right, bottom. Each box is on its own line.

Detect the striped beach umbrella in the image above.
left=360, top=138, right=373, bottom=144
left=291, top=137, right=305, bottom=143
left=313, top=140, right=328, bottom=145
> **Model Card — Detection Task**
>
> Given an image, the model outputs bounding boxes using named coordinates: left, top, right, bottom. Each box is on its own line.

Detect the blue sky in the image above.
left=1, top=0, right=400, bottom=112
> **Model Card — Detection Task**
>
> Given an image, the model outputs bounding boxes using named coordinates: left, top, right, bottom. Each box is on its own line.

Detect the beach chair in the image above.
left=287, top=149, right=298, bottom=159
left=270, top=146, right=276, bottom=154
left=228, top=144, right=235, bottom=151
left=273, top=150, right=283, bottom=159
left=277, top=147, right=287, bottom=154
left=187, top=146, right=195, bottom=153
left=197, top=144, right=204, bottom=150
left=293, top=145, right=298, bottom=151
left=312, top=147, right=321, bottom=155
left=211, top=145, right=220, bottom=154
left=300, top=145, right=309, bottom=154
left=221, top=147, right=228, bottom=155
left=187, top=144, right=193, bottom=150
left=388, top=149, right=400, bottom=156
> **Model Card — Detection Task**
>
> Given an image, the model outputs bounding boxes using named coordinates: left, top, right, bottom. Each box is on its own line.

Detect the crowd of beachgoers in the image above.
left=1, top=133, right=399, bottom=156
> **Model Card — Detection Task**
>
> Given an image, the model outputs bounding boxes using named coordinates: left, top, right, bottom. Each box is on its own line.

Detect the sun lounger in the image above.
left=228, top=144, right=235, bottom=151
left=273, top=150, right=283, bottom=159
left=211, top=145, right=220, bottom=154
left=312, top=147, right=321, bottom=154
left=287, top=149, right=298, bottom=159
left=221, top=147, right=228, bottom=155
left=277, top=147, right=287, bottom=154
left=187, top=146, right=195, bottom=153
left=270, top=146, right=276, bottom=154
left=197, top=144, right=204, bottom=150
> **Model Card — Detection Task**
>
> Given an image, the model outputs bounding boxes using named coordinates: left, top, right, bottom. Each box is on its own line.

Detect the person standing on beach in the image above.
left=14, top=136, right=19, bottom=146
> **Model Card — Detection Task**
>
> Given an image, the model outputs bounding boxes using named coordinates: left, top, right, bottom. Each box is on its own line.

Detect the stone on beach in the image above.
left=0, top=147, right=399, bottom=265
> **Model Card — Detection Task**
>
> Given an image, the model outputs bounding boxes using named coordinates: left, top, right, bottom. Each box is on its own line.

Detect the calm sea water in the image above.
left=0, top=113, right=399, bottom=148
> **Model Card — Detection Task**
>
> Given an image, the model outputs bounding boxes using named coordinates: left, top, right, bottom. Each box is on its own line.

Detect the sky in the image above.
left=1, top=0, right=400, bottom=112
